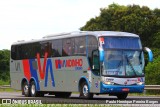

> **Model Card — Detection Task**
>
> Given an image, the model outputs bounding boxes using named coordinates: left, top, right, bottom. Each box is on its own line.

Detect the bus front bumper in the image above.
left=100, top=82, right=144, bottom=94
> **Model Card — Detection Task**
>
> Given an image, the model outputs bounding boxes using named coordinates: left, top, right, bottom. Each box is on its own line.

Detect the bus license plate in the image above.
left=122, top=88, right=129, bottom=92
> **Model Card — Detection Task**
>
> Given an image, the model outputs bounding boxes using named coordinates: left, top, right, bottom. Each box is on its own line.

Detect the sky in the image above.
left=0, top=0, right=160, bottom=50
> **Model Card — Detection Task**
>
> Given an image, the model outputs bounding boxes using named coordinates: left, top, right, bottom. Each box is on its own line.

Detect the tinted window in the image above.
left=87, top=35, right=98, bottom=58
left=87, top=35, right=98, bottom=67
left=40, top=42, right=52, bottom=58
left=24, top=44, right=35, bottom=59
left=11, top=36, right=91, bottom=60
left=62, top=38, right=74, bottom=56
left=11, top=41, right=52, bottom=60
left=74, top=36, right=86, bottom=55
left=11, top=45, right=18, bottom=60
left=52, top=39, right=62, bottom=57
left=19, top=42, right=42, bottom=59
left=33, top=42, right=41, bottom=57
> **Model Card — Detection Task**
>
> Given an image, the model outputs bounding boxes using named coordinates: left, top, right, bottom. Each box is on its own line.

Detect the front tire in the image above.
left=80, top=82, right=93, bottom=99
left=22, top=81, right=30, bottom=97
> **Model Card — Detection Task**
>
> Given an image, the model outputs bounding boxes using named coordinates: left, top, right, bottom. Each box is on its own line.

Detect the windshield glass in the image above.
left=102, top=50, right=145, bottom=77
left=102, top=37, right=142, bottom=49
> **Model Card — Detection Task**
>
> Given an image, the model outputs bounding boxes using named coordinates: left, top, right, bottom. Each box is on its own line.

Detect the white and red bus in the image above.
left=10, top=31, right=153, bottom=99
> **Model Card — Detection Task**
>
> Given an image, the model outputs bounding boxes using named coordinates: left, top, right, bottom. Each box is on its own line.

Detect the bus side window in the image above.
left=87, top=35, right=98, bottom=69
left=52, top=39, right=62, bottom=57
left=41, top=42, right=52, bottom=58
left=74, top=36, right=86, bottom=55
left=34, top=42, right=41, bottom=58
left=62, top=38, right=74, bottom=56
left=11, top=45, right=16, bottom=60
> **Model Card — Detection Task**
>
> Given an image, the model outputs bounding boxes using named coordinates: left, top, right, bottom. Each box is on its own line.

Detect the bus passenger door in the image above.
left=90, top=50, right=101, bottom=93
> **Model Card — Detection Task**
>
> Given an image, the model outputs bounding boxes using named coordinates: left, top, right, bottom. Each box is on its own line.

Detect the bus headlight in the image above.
left=102, top=77, right=114, bottom=85
left=137, top=82, right=144, bottom=85
left=103, top=81, right=114, bottom=85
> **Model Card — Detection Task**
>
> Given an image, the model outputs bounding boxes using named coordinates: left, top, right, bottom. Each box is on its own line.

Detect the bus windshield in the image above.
left=101, top=37, right=144, bottom=77
left=102, top=50, right=145, bottom=77
left=102, top=37, right=142, bottom=49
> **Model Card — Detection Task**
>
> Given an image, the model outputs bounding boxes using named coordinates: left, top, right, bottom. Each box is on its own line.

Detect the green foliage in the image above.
left=145, top=48, right=160, bottom=85
left=80, top=3, right=160, bottom=48
left=0, top=79, right=10, bottom=85
left=0, top=49, right=10, bottom=82
left=145, top=55, right=160, bottom=85
left=151, top=48, right=160, bottom=59
left=153, top=32, right=160, bottom=48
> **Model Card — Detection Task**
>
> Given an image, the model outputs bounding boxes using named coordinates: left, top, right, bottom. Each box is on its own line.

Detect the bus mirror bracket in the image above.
left=143, top=47, right=153, bottom=62
left=99, top=49, right=104, bottom=62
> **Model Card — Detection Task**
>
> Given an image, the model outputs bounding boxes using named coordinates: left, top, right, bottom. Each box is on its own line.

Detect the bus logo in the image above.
left=55, top=59, right=83, bottom=70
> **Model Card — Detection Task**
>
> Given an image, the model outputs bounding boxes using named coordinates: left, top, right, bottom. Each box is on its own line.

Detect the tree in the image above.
left=145, top=56, right=160, bottom=85
left=0, top=49, right=10, bottom=81
left=80, top=3, right=160, bottom=48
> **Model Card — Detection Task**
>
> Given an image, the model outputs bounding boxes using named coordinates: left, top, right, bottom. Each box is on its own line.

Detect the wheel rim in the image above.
left=24, top=84, right=28, bottom=95
left=31, top=84, right=35, bottom=95
left=83, top=84, right=88, bottom=96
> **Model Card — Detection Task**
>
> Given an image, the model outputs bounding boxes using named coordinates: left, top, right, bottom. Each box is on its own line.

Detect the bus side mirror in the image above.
left=92, top=50, right=100, bottom=70
left=143, top=47, right=153, bottom=62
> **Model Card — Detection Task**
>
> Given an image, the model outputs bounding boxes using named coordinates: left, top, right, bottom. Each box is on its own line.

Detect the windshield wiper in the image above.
left=125, top=55, right=137, bottom=76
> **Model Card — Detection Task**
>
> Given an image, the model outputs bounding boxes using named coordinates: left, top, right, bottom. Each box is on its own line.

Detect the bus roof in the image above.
left=12, top=31, right=139, bottom=45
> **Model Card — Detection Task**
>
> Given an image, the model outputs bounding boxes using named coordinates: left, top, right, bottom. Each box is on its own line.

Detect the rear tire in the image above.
left=30, top=81, right=41, bottom=97
left=22, top=81, right=30, bottom=97
left=116, top=93, right=128, bottom=99
left=80, top=82, right=93, bottom=99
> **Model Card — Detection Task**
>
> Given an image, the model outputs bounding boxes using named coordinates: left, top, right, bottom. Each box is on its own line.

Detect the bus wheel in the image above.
left=22, top=82, right=30, bottom=97
left=80, top=82, right=93, bottom=99
left=30, top=81, right=38, bottom=97
left=116, top=93, right=128, bottom=99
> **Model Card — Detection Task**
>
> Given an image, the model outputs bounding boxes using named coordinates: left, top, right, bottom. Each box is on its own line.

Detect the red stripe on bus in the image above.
left=37, top=52, right=48, bottom=80
left=55, top=60, right=59, bottom=69
left=22, top=60, right=31, bottom=81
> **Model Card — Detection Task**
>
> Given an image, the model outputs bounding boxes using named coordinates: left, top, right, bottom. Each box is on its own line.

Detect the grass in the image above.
left=0, top=88, right=20, bottom=92
left=0, top=104, right=120, bottom=107
left=0, top=80, right=10, bottom=85
left=0, top=80, right=19, bottom=92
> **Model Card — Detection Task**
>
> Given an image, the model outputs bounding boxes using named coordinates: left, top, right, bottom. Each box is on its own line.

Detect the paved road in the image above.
left=0, top=92, right=160, bottom=106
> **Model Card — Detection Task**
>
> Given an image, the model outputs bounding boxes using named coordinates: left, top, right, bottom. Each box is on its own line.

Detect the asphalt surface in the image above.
left=0, top=92, right=160, bottom=106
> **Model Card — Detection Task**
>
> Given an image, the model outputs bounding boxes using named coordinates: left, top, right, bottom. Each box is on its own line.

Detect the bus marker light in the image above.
left=122, top=88, right=129, bottom=92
